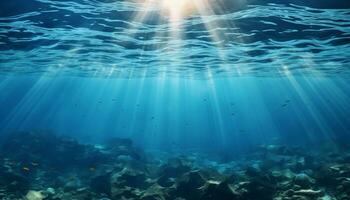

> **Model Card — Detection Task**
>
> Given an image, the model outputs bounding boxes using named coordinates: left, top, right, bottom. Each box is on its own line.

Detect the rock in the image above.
left=184, top=171, right=206, bottom=188
left=64, top=178, right=82, bottom=191
left=294, top=189, right=323, bottom=197
left=176, top=171, right=206, bottom=200
left=25, top=190, right=45, bottom=200
left=43, top=187, right=56, bottom=199
left=159, top=158, right=191, bottom=180
left=110, top=168, right=150, bottom=199
left=111, top=168, right=148, bottom=189
left=105, top=137, right=144, bottom=161
left=46, top=187, right=55, bottom=195
left=294, top=173, right=315, bottom=189
left=318, top=195, right=337, bottom=200
left=201, top=180, right=240, bottom=200
left=140, top=184, right=167, bottom=200
left=157, top=175, right=176, bottom=187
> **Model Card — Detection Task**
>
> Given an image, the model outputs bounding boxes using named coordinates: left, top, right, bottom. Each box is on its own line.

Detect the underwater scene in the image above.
left=1, top=0, right=350, bottom=199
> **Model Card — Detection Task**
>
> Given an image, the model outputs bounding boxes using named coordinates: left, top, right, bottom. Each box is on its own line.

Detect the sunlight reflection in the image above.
left=126, top=0, right=243, bottom=78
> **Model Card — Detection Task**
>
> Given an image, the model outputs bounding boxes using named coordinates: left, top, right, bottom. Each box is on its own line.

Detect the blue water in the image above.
left=1, top=0, right=350, bottom=152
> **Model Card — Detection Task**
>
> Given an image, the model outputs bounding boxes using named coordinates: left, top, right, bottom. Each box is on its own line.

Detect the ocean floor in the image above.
left=0, top=131, right=349, bottom=200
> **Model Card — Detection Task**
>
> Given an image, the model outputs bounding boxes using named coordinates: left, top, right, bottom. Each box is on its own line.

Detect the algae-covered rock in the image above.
left=294, top=189, right=323, bottom=197
left=175, top=170, right=206, bottom=199
left=157, top=175, right=176, bottom=187
left=158, top=158, right=191, bottom=180
left=110, top=168, right=150, bottom=199
left=201, top=180, right=240, bottom=200
left=294, top=173, right=315, bottom=189
left=140, top=184, right=168, bottom=200
left=25, top=190, right=45, bottom=200
left=111, top=168, right=148, bottom=188
left=63, top=178, right=83, bottom=192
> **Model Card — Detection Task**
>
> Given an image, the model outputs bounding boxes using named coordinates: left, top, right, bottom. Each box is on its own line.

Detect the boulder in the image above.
left=140, top=184, right=168, bottom=200
left=25, top=190, right=45, bottom=200
left=294, top=173, right=314, bottom=189
left=157, top=175, right=176, bottom=187
left=111, top=168, right=148, bottom=189
left=175, top=171, right=206, bottom=200
left=200, top=180, right=240, bottom=200
left=158, top=159, right=191, bottom=180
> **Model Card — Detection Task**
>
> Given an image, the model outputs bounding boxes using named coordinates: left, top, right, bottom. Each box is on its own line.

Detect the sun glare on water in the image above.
left=160, top=0, right=200, bottom=20
left=128, top=0, right=237, bottom=76
left=132, top=0, right=208, bottom=21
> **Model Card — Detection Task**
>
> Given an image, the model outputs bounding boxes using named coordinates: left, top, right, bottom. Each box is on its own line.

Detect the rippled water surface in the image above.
left=1, top=0, right=349, bottom=77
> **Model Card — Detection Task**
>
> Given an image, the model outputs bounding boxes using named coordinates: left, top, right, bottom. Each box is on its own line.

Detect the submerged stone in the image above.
left=201, top=180, right=240, bottom=200
left=175, top=170, right=206, bottom=200
left=140, top=184, right=167, bottom=200
left=158, top=159, right=191, bottom=180
left=294, top=189, right=323, bottom=197
left=294, top=173, right=314, bottom=189
left=25, top=190, right=45, bottom=200
left=111, top=168, right=148, bottom=189
left=157, top=175, right=176, bottom=187
left=64, top=180, right=81, bottom=192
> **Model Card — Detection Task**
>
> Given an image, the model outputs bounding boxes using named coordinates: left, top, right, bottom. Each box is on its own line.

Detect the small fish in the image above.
left=89, top=167, right=95, bottom=171
left=31, top=162, right=39, bottom=166
left=281, top=103, right=288, bottom=107
left=22, top=167, right=30, bottom=171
